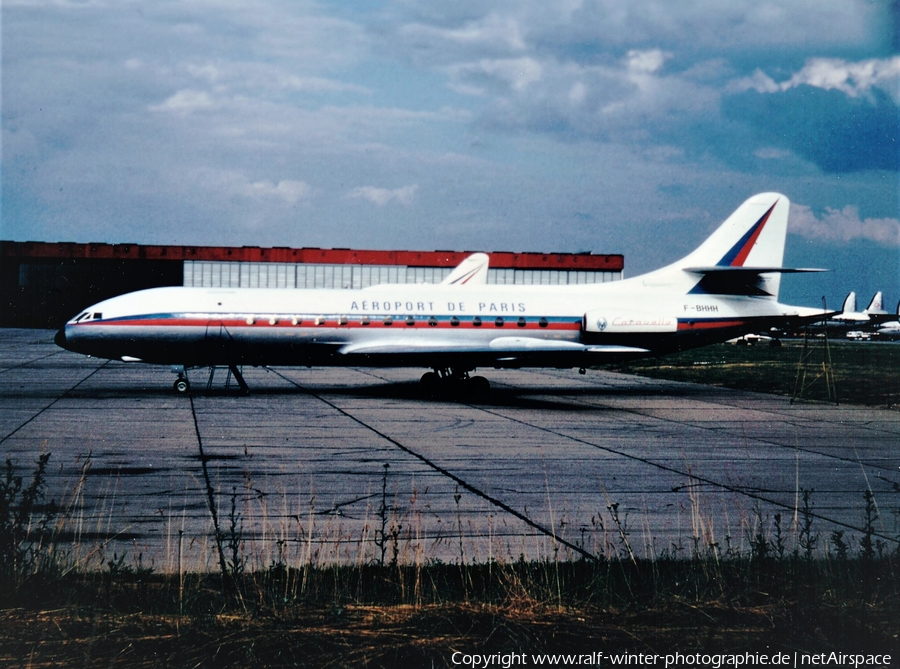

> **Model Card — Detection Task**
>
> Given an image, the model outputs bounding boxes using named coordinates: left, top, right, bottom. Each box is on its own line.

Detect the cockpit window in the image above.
left=92, top=313, right=103, bottom=320
left=73, top=312, right=89, bottom=323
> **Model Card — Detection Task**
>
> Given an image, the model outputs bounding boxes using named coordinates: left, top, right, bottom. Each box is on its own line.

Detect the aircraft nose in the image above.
left=54, top=327, right=67, bottom=349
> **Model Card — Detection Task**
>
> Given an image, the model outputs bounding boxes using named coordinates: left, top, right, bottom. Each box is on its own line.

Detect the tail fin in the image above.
left=842, top=292, right=858, bottom=313
left=865, top=291, right=887, bottom=316
left=679, top=192, right=789, bottom=270
left=635, top=193, right=824, bottom=298
left=656, top=194, right=794, bottom=297
left=440, top=253, right=489, bottom=285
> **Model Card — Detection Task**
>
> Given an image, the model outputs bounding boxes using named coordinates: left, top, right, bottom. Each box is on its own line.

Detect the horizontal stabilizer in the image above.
left=788, top=306, right=839, bottom=323
left=686, top=265, right=828, bottom=297
left=683, top=267, right=828, bottom=274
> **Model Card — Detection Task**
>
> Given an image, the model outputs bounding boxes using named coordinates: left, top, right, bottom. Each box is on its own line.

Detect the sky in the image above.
left=3, top=0, right=898, bottom=309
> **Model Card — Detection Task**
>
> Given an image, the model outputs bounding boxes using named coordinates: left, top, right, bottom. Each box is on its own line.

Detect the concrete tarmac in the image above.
left=2, top=328, right=898, bottom=571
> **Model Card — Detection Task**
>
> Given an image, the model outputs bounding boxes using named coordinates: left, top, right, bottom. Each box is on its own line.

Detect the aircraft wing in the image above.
left=787, top=306, right=840, bottom=323
left=339, top=337, right=648, bottom=357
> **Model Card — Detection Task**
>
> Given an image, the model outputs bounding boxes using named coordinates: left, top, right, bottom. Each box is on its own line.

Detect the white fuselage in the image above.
left=58, top=277, right=806, bottom=370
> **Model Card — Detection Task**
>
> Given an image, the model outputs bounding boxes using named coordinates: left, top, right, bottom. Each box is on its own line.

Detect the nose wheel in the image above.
left=171, top=365, right=249, bottom=395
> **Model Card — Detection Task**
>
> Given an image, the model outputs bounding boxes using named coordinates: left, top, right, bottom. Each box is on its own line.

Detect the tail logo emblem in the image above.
left=717, top=200, right=778, bottom=267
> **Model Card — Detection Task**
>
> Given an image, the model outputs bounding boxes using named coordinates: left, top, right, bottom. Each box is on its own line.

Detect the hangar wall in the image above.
left=183, top=260, right=620, bottom=289
left=2, top=243, right=184, bottom=329
left=1, top=241, right=624, bottom=328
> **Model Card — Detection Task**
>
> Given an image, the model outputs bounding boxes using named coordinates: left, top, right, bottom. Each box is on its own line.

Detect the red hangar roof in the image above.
left=2, top=241, right=624, bottom=271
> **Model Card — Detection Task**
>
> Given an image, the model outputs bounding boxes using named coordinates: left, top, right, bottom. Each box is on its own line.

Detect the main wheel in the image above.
left=173, top=378, right=191, bottom=395
left=468, top=375, right=490, bottom=396
left=420, top=371, right=440, bottom=393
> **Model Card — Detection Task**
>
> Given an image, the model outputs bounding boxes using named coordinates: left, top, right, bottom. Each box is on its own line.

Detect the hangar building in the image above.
left=1, top=241, right=624, bottom=328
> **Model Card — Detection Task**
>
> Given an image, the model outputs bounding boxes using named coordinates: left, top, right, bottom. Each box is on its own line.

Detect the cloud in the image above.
left=204, top=171, right=312, bottom=205
left=381, top=4, right=892, bottom=171
left=181, top=60, right=372, bottom=97
left=448, top=57, right=544, bottom=96
left=399, top=12, right=526, bottom=55
left=753, top=147, right=793, bottom=160
left=149, top=89, right=215, bottom=114
left=243, top=179, right=312, bottom=205
left=723, top=84, right=899, bottom=172
left=732, top=56, right=900, bottom=103
left=626, top=49, right=671, bottom=75
left=388, top=1, right=882, bottom=64
left=4, top=0, right=897, bottom=296
left=448, top=50, right=717, bottom=140
left=723, top=56, right=900, bottom=173
left=347, top=185, right=419, bottom=206
left=790, top=203, right=900, bottom=246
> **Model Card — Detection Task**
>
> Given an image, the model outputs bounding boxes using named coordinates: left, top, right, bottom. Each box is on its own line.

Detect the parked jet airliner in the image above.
left=55, top=193, right=828, bottom=394
left=831, top=291, right=892, bottom=325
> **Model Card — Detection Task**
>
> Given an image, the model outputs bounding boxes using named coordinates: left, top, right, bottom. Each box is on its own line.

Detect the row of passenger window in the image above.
left=243, top=315, right=551, bottom=327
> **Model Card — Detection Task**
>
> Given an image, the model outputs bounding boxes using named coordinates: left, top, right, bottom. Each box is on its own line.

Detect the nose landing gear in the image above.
left=171, top=365, right=250, bottom=395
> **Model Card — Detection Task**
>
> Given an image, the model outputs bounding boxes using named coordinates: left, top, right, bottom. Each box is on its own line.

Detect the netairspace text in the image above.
left=449, top=651, right=893, bottom=668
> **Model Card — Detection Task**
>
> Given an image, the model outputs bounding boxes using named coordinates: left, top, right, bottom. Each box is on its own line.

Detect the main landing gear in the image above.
left=171, top=365, right=250, bottom=395
left=420, top=368, right=490, bottom=397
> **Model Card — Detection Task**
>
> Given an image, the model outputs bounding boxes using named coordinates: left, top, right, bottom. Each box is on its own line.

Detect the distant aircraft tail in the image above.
left=865, top=291, right=887, bottom=316
left=440, top=253, right=489, bottom=285
left=842, top=292, right=858, bottom=314
left=639, top=193, right=823, bottom=298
